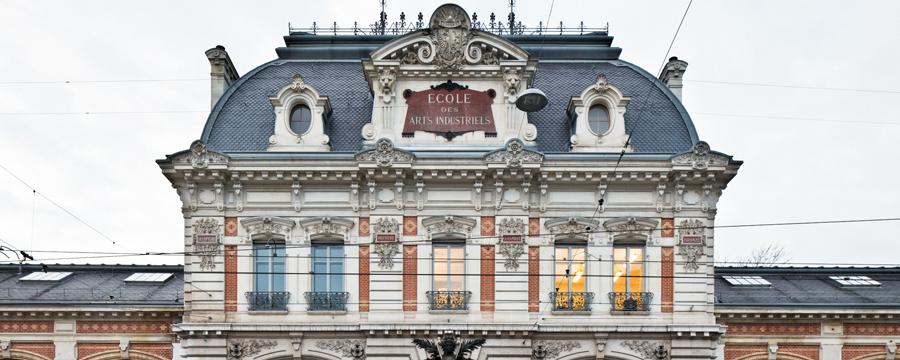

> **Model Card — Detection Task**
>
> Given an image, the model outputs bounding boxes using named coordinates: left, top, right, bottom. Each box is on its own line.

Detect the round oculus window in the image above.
left=289, top=104, right=312, bottom=135
left=587, top=105, right=610, bottom=135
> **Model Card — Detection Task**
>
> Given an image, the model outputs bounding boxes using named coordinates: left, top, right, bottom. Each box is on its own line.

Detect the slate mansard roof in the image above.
left=201, top=31, right=699, bottom=154
left=0, top=264, right=183, bottom=307
left=715, top=266, right=900, bottom=309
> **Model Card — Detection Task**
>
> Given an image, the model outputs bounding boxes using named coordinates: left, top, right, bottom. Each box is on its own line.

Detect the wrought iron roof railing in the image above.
left=289, top=12, right=607, bottom=36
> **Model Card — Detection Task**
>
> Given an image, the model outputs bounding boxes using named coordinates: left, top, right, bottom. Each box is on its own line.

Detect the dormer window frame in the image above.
left=268, top=74, right=333, bottom=151
left=567, top=74, right=632, bottom=152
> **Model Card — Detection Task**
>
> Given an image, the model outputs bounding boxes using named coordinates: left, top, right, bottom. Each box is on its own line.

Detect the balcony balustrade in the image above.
left=550, top=291, right=594, bottom=311
left=246, top=291, right=290, bottom=311
left=426, top=290, right=471, bottom=311
left=304, top=291, right=350, bottom=311
left=608, top=292, right=653, bottom=312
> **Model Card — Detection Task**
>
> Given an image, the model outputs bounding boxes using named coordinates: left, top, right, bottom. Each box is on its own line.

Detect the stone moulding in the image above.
left=299, top=217, right=355, bottom=241
left=422, top=215, right=477, bottom=239
left=533, top=340, right=582, bottom=360
left=671, top=141, right=731, bottom=170
left=355, top=138, right=415, bottom=168
left=602, top=217, right=658, bottom=241
left=314, top=339, right=366, bottom=359
left=240, top=216, right=296, bottom=241
left=544, top=217, right=597, bottom=239
left=484, top=139, right=543, bottom=168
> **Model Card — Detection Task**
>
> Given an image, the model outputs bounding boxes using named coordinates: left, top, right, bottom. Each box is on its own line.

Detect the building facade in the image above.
left=156, top=4, right=741, bottom=360
left=0, top=264, right=182, bottom=360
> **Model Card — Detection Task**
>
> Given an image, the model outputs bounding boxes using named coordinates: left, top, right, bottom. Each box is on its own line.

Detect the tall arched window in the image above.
left=289, top=104, right=312, bottom=135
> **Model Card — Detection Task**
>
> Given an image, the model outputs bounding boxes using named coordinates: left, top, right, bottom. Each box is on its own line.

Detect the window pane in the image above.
left=554, top=247, right=570, bottom=292
left=254, top=245, right=270, bottom=292
left=272, top=247, right=285, bottom=292
left=434, top=246, right=448, bottom=291
left=313, top=260, right=327, bottom=292
left=330, top=259, right=344, bottom=291
left=629, top=263, right=643, bottom=292
left=588, top=105, right=610, bottom=134
left=290, top=104, right=312, bottom=134
left=613, top=261, right=627, bottom=292
left=571, top=247, right=586, bottom=292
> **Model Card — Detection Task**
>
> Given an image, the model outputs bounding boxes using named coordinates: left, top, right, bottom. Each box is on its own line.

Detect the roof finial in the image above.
left=508, top=0, right=516, bottom=34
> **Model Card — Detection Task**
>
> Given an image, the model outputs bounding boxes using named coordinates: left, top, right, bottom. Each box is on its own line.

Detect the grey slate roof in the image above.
left=714, top=267, right=900, bottom=309
left=0, top=264, right=183, bottom=307
left=201, top=34, right=698, bottom=154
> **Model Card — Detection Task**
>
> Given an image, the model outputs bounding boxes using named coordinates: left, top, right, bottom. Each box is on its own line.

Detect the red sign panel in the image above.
left=375, top=234, right=397, bottom=243
left=501, top=235, right=524, bottom=244
left=680, top=235, right=703, bottom=245
left=402, top=81, right=496, bottom=139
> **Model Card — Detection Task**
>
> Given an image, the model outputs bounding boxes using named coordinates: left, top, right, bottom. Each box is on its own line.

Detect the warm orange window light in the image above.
left=554, top=246, right=586, bottom=293
left=434, top=244, right=465, bottom=291
left=613, top=246, right=643, bottom=292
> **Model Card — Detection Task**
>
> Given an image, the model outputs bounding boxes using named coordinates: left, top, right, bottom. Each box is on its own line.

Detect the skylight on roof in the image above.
left=124, top=273, right=173, bottom=283
left=830, top=275, right=880, bottom=286
left=20, top=272, right=73, bottom=281
left=723, top=275, right=771, bottom=286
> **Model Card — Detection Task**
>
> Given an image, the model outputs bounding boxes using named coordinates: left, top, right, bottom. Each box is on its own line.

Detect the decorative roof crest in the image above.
left=356, top=138, right=415, bottom=167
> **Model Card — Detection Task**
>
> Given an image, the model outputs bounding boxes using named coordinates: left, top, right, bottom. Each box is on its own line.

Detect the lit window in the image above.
left=312, top=245, right=344, bottom=292
left=613, top=245, right=644, bottom=292
left=723, top=275, right=771, bottom=286
left=124, top=273, right=173, bottom=283
left=20, top=272, right=72, bottom=281
left=433, top=243, right=465, bottom=292
left=554, top=245, right=587, bottom=293
left=289, top=104, right=312, bottom=135
left=253, top=242, right=286, bottom=292
left=587, top=104, right=610, bottom=134
left=830, top=275, right=880, bottom=286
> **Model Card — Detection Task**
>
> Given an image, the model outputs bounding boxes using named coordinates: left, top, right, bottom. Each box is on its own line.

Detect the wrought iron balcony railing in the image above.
left=550, top=291, right=594, bottom=311
left=609, top=292, right=653, bottom=312
left=304, top=291, right=349, bottom=311
left=426, top=290, right=471, bottom=311
left=246, top=291, right=290, bottom=311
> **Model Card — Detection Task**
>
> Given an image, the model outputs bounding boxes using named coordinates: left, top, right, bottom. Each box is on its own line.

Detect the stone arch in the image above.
left=8, top=349, right=52, bottom=360
left=556, top=351, right=596, bottom=360
left=848, top=353, right=887, bottom=360
left=80, top=350, right=167, bottom=360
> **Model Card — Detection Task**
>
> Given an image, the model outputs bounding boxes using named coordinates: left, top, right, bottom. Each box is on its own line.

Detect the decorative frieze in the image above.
left=677, top=219, right=706, bottom=272
left=620, top=340, right=669, bottom=360
left=228, top=339, right=278, bottom=359
left=422, top=216, right=476, bottom=238
left=356, top=138, right=415, bottom=168
left=484, top=139, right=543, bottom=168
left=532, top=341, right=581, bottom=360
left=192, top=218, right=221, bottom=271
left=497, top=243, right=525, bottom=271
left=299, top=217, right=354, bottom=241
left=241, top=216, right=296, bottom=241
left=545, top=217, right=597, bottom=239
left=315, top=339, right=366, bottom=359
left=671, top=141, right=730, bottom=170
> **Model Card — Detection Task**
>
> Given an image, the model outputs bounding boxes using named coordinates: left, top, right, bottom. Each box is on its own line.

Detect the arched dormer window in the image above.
left=268, top=74, right=332, bottom=151
left=567, top=74, right=631, bottom=152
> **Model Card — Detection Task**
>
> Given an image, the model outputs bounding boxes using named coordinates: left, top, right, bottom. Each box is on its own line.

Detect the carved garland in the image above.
left=496, top=218, right=527, bottom=271
left=422, top=216, right=477, bottom=238
left=677, top=219, right=706, bottom=272
left=533, top=341, right=582, bottom=360
left=484, top=139, right=543, bottom=168
left=372, top=218, right=400, bottom=269
left=314, top=339, right=366, bottom=359
left=355, top=138, right=415, bottom=168
left=299, top=217, right=354, bottom=241
left=192, top=218, right=221, bottom=271
left=228, top=339, right=278, bottom=359
left=241, top=217, right=296, bottom=240
left=620, top=340, right=669, bottom=360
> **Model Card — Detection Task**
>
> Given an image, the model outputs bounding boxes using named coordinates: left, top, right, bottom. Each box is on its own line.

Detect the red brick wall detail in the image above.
left=528, top=218, right=540, bottom=236
left=403, top=216, right=417, bottom=236
left=481, top=245, right=495, bottom=312
left=845, top=323, right=900, bottom=335
left=359, top=217, right=370, bottom=237
left=132, top=343, right=174, bottom=359
left=76, top=321, right=170, bottom=334
left=661, top=218, right=675, bottom=237
left=528, top=246, right=540, bottom=312
left=403, top=245, right=417, bottom=311
left=11, top=342, right=54, bottom=359
left=661, top=246, right=674, bottom=313
left=359, top=245, right=370, bottom=312
left=224, top=216, right=238, bottom=236
left=481, top=216, right=495, bottom=236
left=225, top=244, right=238, bottom=312
left=77, top=343, right=118, bottom=359
left=726, top=323, right=821, bottom=336
left=724, top=344, right=767, bottom=360
left=779, top=344, right=820, bottom=360
left=842, top=345, right=886, bottom=360
left=0, top=320, right=53, bottom=333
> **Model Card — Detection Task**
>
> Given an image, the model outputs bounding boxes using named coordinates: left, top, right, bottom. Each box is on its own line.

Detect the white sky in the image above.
left=0, top=1, right=898, bottom=266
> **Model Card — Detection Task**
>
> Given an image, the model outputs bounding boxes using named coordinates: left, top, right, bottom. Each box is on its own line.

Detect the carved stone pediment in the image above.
left=169, top=140, right=229, bottom=169
left=671, top=141, right=731, bottom=169
left=484, top=139, right=543, bottom=168
left=299, top=217, right=354, bottom=241
left=241, top=216, right=296, bottom=240
left=544, top=217, right=597, bottom=238
left=355, top=138, right=415, bottom=167
left=602, top=217, right=658, bottom=238
left=422, top=215, right=477, bottom=238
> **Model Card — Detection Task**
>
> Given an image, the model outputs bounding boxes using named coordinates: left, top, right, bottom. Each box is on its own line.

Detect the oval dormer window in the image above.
left=289, top=104, right=312, bottom=135
left=588, top=104, right=610, bottom=135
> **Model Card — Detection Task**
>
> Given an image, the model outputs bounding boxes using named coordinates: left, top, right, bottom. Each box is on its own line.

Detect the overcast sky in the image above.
left=1, top=1, right=898, bottom=266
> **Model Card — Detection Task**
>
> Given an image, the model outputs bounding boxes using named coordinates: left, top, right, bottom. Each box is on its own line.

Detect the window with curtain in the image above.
left=253, top=242, right=286, bottom=293
left=554, top=245, right=587, bottom=293
left=433, top=243, right=465, bottom=291
left=312, top=244, right=344, bottom=292
left=613, top=245, right=644, bottom=293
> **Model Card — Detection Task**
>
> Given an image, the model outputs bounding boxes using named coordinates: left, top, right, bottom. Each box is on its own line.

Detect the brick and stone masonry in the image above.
left=224, top=245, right=237, bottom=312
left=403, top=244, right=417, bottom=311
left=481, top=245, right=495, bottom=312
